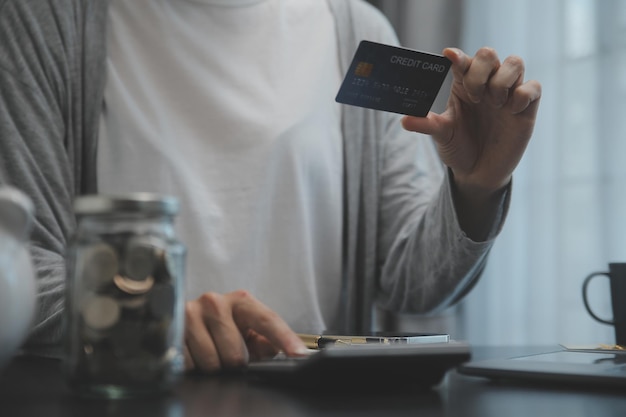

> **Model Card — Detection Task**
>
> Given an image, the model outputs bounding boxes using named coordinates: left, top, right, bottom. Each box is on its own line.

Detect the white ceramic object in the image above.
left=0, top=187, right=36, bottom=371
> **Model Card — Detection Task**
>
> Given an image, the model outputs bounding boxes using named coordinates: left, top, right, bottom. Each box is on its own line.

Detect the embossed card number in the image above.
left=335, top=40, right=451, bottom=117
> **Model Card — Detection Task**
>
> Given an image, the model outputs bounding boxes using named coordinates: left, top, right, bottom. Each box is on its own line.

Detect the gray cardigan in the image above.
left=0, top=0, right=507, bottom=352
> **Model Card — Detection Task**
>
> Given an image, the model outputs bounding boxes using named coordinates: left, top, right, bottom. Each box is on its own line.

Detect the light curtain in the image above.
left=372, top=0, right=626, bottom=346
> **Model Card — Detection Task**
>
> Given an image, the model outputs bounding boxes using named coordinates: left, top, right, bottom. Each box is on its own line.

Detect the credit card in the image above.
left=335, top=40, right=451, bottom=117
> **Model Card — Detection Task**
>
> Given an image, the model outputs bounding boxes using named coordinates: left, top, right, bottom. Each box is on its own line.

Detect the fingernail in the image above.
left=443, top=47, right=460, bottom=58
left=294, top=346, right=310, bottom=356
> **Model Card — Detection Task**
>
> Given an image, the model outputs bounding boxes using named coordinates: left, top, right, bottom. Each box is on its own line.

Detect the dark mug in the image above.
left=582, top=262, right=626, bottom=346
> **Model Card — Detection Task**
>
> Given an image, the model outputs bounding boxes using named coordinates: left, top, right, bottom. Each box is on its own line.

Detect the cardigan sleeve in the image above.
left=376, top=118, right=510, bottom=313
left=0, top=0, right=106, bottom=352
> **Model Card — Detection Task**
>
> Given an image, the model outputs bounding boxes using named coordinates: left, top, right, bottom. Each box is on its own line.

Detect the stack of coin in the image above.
left=71, top=233, right=183, bottom=386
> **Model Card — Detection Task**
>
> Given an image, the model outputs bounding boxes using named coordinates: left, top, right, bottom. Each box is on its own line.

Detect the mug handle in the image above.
left=582, top=272, right=615, bottom=325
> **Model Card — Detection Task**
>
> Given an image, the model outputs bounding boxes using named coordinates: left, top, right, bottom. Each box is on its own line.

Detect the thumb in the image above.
left=401, top=111, right=452, bottom=143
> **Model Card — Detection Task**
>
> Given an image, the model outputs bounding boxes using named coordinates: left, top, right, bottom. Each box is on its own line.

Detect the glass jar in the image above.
left=64, top=194, right=186, bottom=399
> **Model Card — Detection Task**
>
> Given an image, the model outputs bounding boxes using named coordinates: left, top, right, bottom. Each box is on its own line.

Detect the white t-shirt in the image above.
left=98, top=0, right=344, bottom=332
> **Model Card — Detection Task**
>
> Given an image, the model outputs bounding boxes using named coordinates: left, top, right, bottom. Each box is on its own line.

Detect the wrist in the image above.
left=452, top=173, right=511, bottom=202
left=450, top=171, right=510, bottom=242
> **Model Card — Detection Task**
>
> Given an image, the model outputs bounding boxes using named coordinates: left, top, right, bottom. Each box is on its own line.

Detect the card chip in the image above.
left=354, top=61, right=373, bottom=78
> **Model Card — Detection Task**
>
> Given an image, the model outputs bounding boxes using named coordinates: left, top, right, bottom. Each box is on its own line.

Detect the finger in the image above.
left=227, top=290, right=308, bottom=357
left=509, top=79, right=542, bottom=115
left=183, top=344, right=195, bottom=371
left=487, top=55, right=525, bottom=108
left=197, top=292, right=250, bottom=369
left=443, top=47, right=472, bottom=81
left=185, top=300, right=223, bottom=372
left=452, top=47, right=500, bottom=103
left=244, top=329, right=281, bottom=361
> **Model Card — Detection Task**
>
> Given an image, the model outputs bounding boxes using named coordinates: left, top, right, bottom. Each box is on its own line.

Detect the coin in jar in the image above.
left=78, top=243, right=119, bottom=290
left=113, top=274, right=155, bottom=295
left=141, top=320, right=170, bottom=357
left=152, top=245, right=183, bottom=284
left=148, top=284, right=175, bottom=319
left=123, top=235, right=165, bottom=281
left=109, top=320, right=145, bottom=358
left=81, top=295, right=121, bottom=330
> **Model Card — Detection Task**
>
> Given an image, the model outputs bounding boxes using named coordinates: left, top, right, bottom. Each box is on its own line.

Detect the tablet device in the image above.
left=247, top=341, right=471, bottom=390
left=458, top=348, right=626, bottom=388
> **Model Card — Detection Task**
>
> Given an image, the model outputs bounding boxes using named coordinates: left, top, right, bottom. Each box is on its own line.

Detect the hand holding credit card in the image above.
left=335, top=40, right=451, bottom=117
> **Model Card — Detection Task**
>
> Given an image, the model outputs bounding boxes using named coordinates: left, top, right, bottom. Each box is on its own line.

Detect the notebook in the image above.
left=458, top=346, right=626, bottom=388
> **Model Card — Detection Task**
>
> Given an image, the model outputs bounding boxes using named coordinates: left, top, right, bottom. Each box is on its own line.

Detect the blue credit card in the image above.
left=335, top=40, right=451, bottom=117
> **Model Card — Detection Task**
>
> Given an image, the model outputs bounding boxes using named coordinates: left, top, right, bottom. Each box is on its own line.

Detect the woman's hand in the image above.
left=402, top=47, right=542, bottom=195
left=183, top=290, right=308, bottom=372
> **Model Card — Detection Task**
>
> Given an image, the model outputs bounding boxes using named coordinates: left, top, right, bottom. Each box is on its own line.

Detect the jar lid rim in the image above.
left=74, top=193, right=179, bottom=216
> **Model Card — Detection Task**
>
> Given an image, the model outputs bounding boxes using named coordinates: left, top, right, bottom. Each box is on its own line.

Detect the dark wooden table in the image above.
left=1, top=346, right=625, bottom=417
